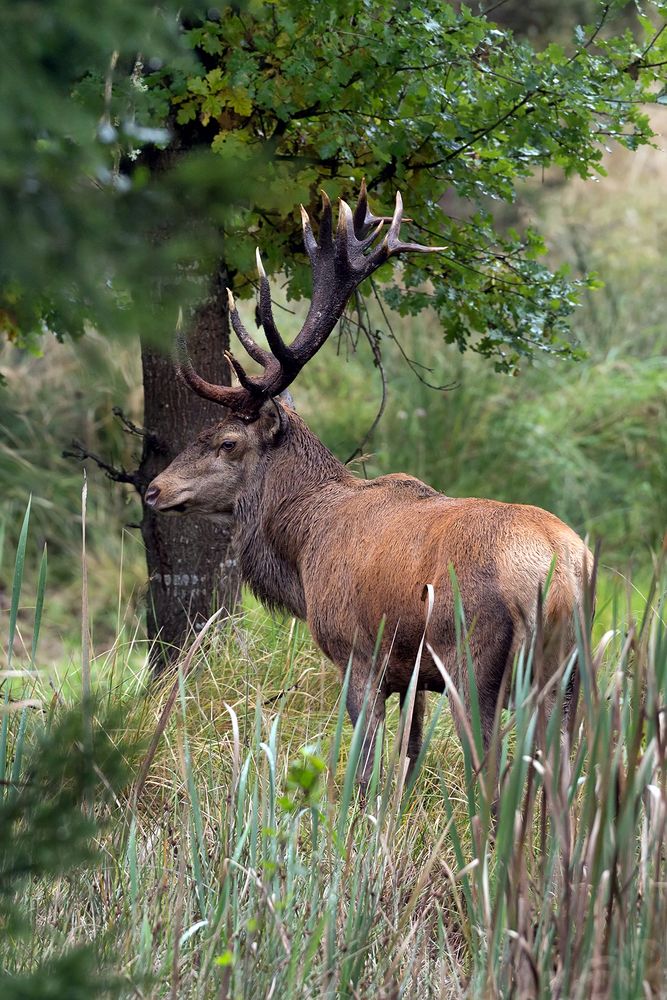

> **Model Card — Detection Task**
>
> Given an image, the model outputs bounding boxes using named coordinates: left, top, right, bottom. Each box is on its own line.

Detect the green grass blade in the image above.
left=30, top=543, right=47, bottom=668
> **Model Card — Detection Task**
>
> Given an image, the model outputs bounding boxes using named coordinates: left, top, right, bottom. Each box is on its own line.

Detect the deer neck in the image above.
left=233, top=415, right=354, bottom=619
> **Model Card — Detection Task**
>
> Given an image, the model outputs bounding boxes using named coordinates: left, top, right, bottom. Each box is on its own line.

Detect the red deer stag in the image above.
left=145, top=184, right=592, bottom=791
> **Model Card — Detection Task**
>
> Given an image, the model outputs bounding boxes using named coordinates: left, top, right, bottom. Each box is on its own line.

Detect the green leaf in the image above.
left=214, top=949, right=235, bottom=967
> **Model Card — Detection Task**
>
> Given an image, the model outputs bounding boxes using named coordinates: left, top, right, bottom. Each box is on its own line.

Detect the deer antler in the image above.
left=178, top=180, right=444, bottom=418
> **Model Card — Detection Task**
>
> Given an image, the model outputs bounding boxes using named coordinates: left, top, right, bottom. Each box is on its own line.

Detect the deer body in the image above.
left=149, top=404, right=591, bottom=788
left=145, top=184, right=592, bottom=789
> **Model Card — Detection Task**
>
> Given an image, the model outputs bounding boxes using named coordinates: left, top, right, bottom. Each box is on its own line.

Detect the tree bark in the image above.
left=138, top=264, right=240, bottom=670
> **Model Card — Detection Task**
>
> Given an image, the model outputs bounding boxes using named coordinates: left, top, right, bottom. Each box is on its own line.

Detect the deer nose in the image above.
left=144, top=485, right=161, bottom=507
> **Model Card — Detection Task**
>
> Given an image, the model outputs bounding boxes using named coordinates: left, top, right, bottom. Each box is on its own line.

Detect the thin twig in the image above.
left=370, top=279, right=456, bottom=391
left=112, top=406, right=151, bottom=439
left=579, top=4, right=610, bottom=55
left=640, top=21, right=666, bottom=59
left=345, top=290, right=388, bottom=463
left=479, top=0, right=513, bottom=17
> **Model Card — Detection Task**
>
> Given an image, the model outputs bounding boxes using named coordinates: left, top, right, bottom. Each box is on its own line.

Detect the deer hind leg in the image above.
left=442, top=608, right=513, bottom=822
left=345, top=671, right=386, bottom=795
left=451, top=600, right=515, bottom=757
left=399, top=688, right=425, bottom=780
left=542, top=615, right=579, bottom=747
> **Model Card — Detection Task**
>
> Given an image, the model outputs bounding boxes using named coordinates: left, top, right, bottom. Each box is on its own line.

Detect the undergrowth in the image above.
left=2, top=505, right=667, bottom=998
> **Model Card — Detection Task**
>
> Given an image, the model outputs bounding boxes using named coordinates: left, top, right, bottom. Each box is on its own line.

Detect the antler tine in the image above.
left=227, top=288, right=272, bottom=366
left=384, top=191, right=447, bottom=256
left=300, top=205, right=318, bottom=262
left=256, top=248, right=292, bottom=363
left=385, top=189, right=404, bottom=247
left=175, top=328, right=252, bottom=409
left=336, top=197, right=356, bottom=245
left=318, top=190, right=333, bottom=250
left=352, top=177, right=384, bottom=240
left=224, top=349, right=261, bottom=393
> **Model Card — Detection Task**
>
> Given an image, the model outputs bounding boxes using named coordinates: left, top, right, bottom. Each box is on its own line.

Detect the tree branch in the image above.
left=63, top=440, right=140, bottom=489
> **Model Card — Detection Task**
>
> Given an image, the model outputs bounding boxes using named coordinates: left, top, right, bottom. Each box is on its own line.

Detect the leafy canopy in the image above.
left=0, top=0, right=245, bottom=350
left=1, top=1, right=665, bottom=371
left=153, top=0, right=666, bottom=370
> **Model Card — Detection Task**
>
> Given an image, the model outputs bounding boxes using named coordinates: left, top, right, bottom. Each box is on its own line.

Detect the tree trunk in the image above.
left=138, top=264, right=240, bottom=670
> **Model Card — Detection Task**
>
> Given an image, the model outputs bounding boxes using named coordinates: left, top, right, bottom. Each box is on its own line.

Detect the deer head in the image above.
left=144, top=183, right=443, bottom=515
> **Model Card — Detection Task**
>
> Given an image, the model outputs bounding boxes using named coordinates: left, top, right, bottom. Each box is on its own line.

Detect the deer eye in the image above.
left=219, top=439, right=236, bottom=454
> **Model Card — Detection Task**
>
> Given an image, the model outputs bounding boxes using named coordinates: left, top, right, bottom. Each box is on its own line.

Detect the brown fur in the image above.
left=146, top=402, right=593, bottom=789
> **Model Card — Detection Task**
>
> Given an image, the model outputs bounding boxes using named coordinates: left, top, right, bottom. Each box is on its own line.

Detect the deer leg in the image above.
left=345, top=674, right=386, bottom=795
left=466, top=602, right=515, bottom=754
left=399, top=688, right=425, bottom=780
left=443, top=603, right=513, bottom=822
left=542, top=619, right=580, bottom=763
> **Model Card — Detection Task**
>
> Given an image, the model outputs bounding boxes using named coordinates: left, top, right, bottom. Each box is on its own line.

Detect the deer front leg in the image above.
left=345, top=672, right=386, bottom=796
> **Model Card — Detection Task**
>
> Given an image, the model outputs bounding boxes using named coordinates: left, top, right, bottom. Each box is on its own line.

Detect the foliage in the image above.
left=0, top=706, right=136, bottom=999
left=2, top=1, right=665, bottom=369
left=0, top=0, right=250, bottom=348
left=153, top=0, right=667, bottom=371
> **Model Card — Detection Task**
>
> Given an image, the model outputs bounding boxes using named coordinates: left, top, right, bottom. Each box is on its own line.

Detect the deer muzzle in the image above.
left=144, top=480, right=192, bottom=513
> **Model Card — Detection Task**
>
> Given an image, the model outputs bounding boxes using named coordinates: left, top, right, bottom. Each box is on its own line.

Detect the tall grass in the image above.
left=2, top=507, right=667, bottom=997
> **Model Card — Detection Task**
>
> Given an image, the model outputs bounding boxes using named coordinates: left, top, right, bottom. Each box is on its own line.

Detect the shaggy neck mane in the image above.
left=233, top=411, right=354, bottom=618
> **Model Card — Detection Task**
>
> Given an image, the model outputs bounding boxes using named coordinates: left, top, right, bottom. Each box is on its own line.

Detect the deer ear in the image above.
left=277, top=389, right=295, bottom=411
left=258, top=399, right=287, bottom=444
